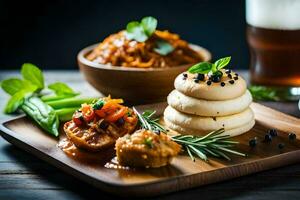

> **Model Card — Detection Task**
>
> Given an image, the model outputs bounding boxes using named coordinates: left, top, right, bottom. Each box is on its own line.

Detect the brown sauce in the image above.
left=104, top=157, right=131, bottom=170
left=58, top=137, right=115, bottom=166
left=58, top=137, right=182, bottom=179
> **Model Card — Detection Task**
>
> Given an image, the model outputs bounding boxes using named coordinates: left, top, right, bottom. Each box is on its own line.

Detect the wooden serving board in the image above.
left=1, top=102, right=300, bottom=197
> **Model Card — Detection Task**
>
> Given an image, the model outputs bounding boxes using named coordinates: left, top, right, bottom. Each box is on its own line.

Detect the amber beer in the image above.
left=246, top=0, right=300, bottom=87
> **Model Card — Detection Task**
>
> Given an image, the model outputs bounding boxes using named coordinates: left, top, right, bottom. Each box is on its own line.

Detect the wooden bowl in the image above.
left=77, top=44, right=211, bottom=104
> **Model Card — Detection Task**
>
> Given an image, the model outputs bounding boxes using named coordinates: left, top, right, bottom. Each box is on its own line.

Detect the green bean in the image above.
left=21, top=96, right=59, bottom=137
left=55, top=107, right=79, bottom=122
left=46, top=97, right=97, bottom=109
left=41, top=94, right=78, bottom=102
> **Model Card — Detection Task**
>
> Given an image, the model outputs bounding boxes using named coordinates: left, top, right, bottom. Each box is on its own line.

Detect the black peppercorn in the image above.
left=196, top=73, right=205, bottom=81
left=264, top=134, right=272, bottom=142
left=288, top=133, right=296, bottom=140
left=220, top=82, right=225, bottom=87
left=210, top=71, right=223, bottom=83
left=228, top=74, right=232, bottom=79
left=249, top=137, right=257, bottom=147
left=207, top=80, right=212, bottom=85
left=269, top=129, right=278, bottom=137
left=211, top=75, right=221, bottom=82
left=235, top=73, right=239, bottom=76
left=234, top=76, right=239, bottom=80
left=183, top=73, right=187, bottom=78
left=229, top=80, right=235, bottom=84
left=194, top=79, right=200, bottom=83
left=225, top=69, right=231, bottom=74
left=214, top=70, right=223, bottom=77
left=278, top=143, right=285, bottom=149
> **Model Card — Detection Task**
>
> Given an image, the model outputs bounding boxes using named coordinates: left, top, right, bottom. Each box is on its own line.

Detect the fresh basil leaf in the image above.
left=125, top=16, right=157, bottom=42
left=211, top=64, right=217, bottom=73
left=21, top=63, right=44, bottom=89
left=1, top=78, right=24, bottom=95
left=249, top=86, right=280, bottom=101
left=154, top=40, right=174, bottom=56
left=215, top=56, right=231, bottom=70
left=188, top=62, right=213, bottom=74
left=126, top=21, right=140, bottom=33
left=4, top=90, right=33, bottom=114
left=141, top=16, right=157, bottom=36
left=48, top=82, right=78, bottom=96
left=22, top=96, right=59, bottom=136
left=126, top=21, right=148, bottom=42
left=1, top=78, right=38, bottom=96
left=23, top=79, right=39, bottom=91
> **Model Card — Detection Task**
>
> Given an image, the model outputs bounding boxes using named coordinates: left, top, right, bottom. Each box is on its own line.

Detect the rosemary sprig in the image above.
left=172, top=129, right=247, bottom=161
left=133, top=108, right=247, bottom=162
left=133, top=107, right=166, bottom=133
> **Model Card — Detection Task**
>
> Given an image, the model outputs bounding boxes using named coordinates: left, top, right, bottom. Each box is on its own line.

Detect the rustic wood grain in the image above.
left=1, top=102, right=300, bottom=197
left=1, top=70, right=300, bottom=200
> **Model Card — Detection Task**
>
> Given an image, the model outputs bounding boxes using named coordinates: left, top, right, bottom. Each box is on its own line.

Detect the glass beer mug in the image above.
left=246, top=0, right=300, bottom=100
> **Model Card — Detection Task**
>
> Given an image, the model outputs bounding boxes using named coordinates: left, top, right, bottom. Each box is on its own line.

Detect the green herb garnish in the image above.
left=133, top=108, right=166, bottom=133
left=1, top=63, right=97, bottom=136
left=21, top=96, right=59, bottom=136
left=141, top=16, right=157, bottom=37
left=48, top=82, right=79, bottom=97
left=172, top=129, right=247, bottom=162
left=2, top=63, right=42, bottom=113
left=154, top=40, right=174, bottom=55
left=125, top=16, right=157, bottom=42
left=248, top=85, right=280, bottom=101
left=21, top=63, right=45, bottom=90
left=92, top=99, right=105, bottom=110
left=133, top=108, right=247, bottom=162
left=125, top=16, right=174, bottom=56
left=188, top=56, right=231, bottom=75
left=144, top=137, right=153, bottom=148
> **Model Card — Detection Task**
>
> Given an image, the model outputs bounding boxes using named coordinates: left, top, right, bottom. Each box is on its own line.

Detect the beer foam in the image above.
left=246, top=0, right=300, bottom=30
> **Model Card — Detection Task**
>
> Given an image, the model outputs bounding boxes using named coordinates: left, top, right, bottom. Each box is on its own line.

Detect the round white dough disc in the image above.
left=174, top=71, right=247, bottom=100
left=167, top=89, right=252, bottom=117
left=164, top=105, right=254, bottom=131
left=165, top=118, right=255, bottom=137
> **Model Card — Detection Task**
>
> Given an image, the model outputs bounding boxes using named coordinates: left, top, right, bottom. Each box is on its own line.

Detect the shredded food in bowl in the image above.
left=86, top=30, right=204, bottom=68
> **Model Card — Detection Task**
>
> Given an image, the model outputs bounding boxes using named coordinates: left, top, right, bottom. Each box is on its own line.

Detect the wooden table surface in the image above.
left=0, top=70, right=300, bottom=200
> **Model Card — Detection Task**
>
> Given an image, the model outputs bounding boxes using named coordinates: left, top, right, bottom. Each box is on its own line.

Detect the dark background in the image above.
left=0, top=0, right=248, bottom=70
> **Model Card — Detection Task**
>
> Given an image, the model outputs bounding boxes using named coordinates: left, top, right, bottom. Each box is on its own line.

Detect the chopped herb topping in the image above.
left=93, top=99, right=105, bottom=110
left=144, top=137, right=153, bottom=148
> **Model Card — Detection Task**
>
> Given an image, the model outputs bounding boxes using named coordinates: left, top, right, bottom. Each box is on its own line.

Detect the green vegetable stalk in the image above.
left=55, top=107, right=79, bottom=122
left=41, top=94, right=78, bottom=102
left=21, top=96, right=59, bottom=137
left=1, top=62, right=99, bottom=137
left=46, top=97, right=97, bottom=109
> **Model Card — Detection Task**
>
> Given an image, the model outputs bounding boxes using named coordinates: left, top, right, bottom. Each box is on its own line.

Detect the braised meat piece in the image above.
left=116, top=129, right=181, bottom=168
left=64, top=97, right=138, bottom=151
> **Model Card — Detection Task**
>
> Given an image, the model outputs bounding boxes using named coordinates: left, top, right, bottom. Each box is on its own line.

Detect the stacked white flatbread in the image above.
left=164, top=70, right=255, bottom=137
